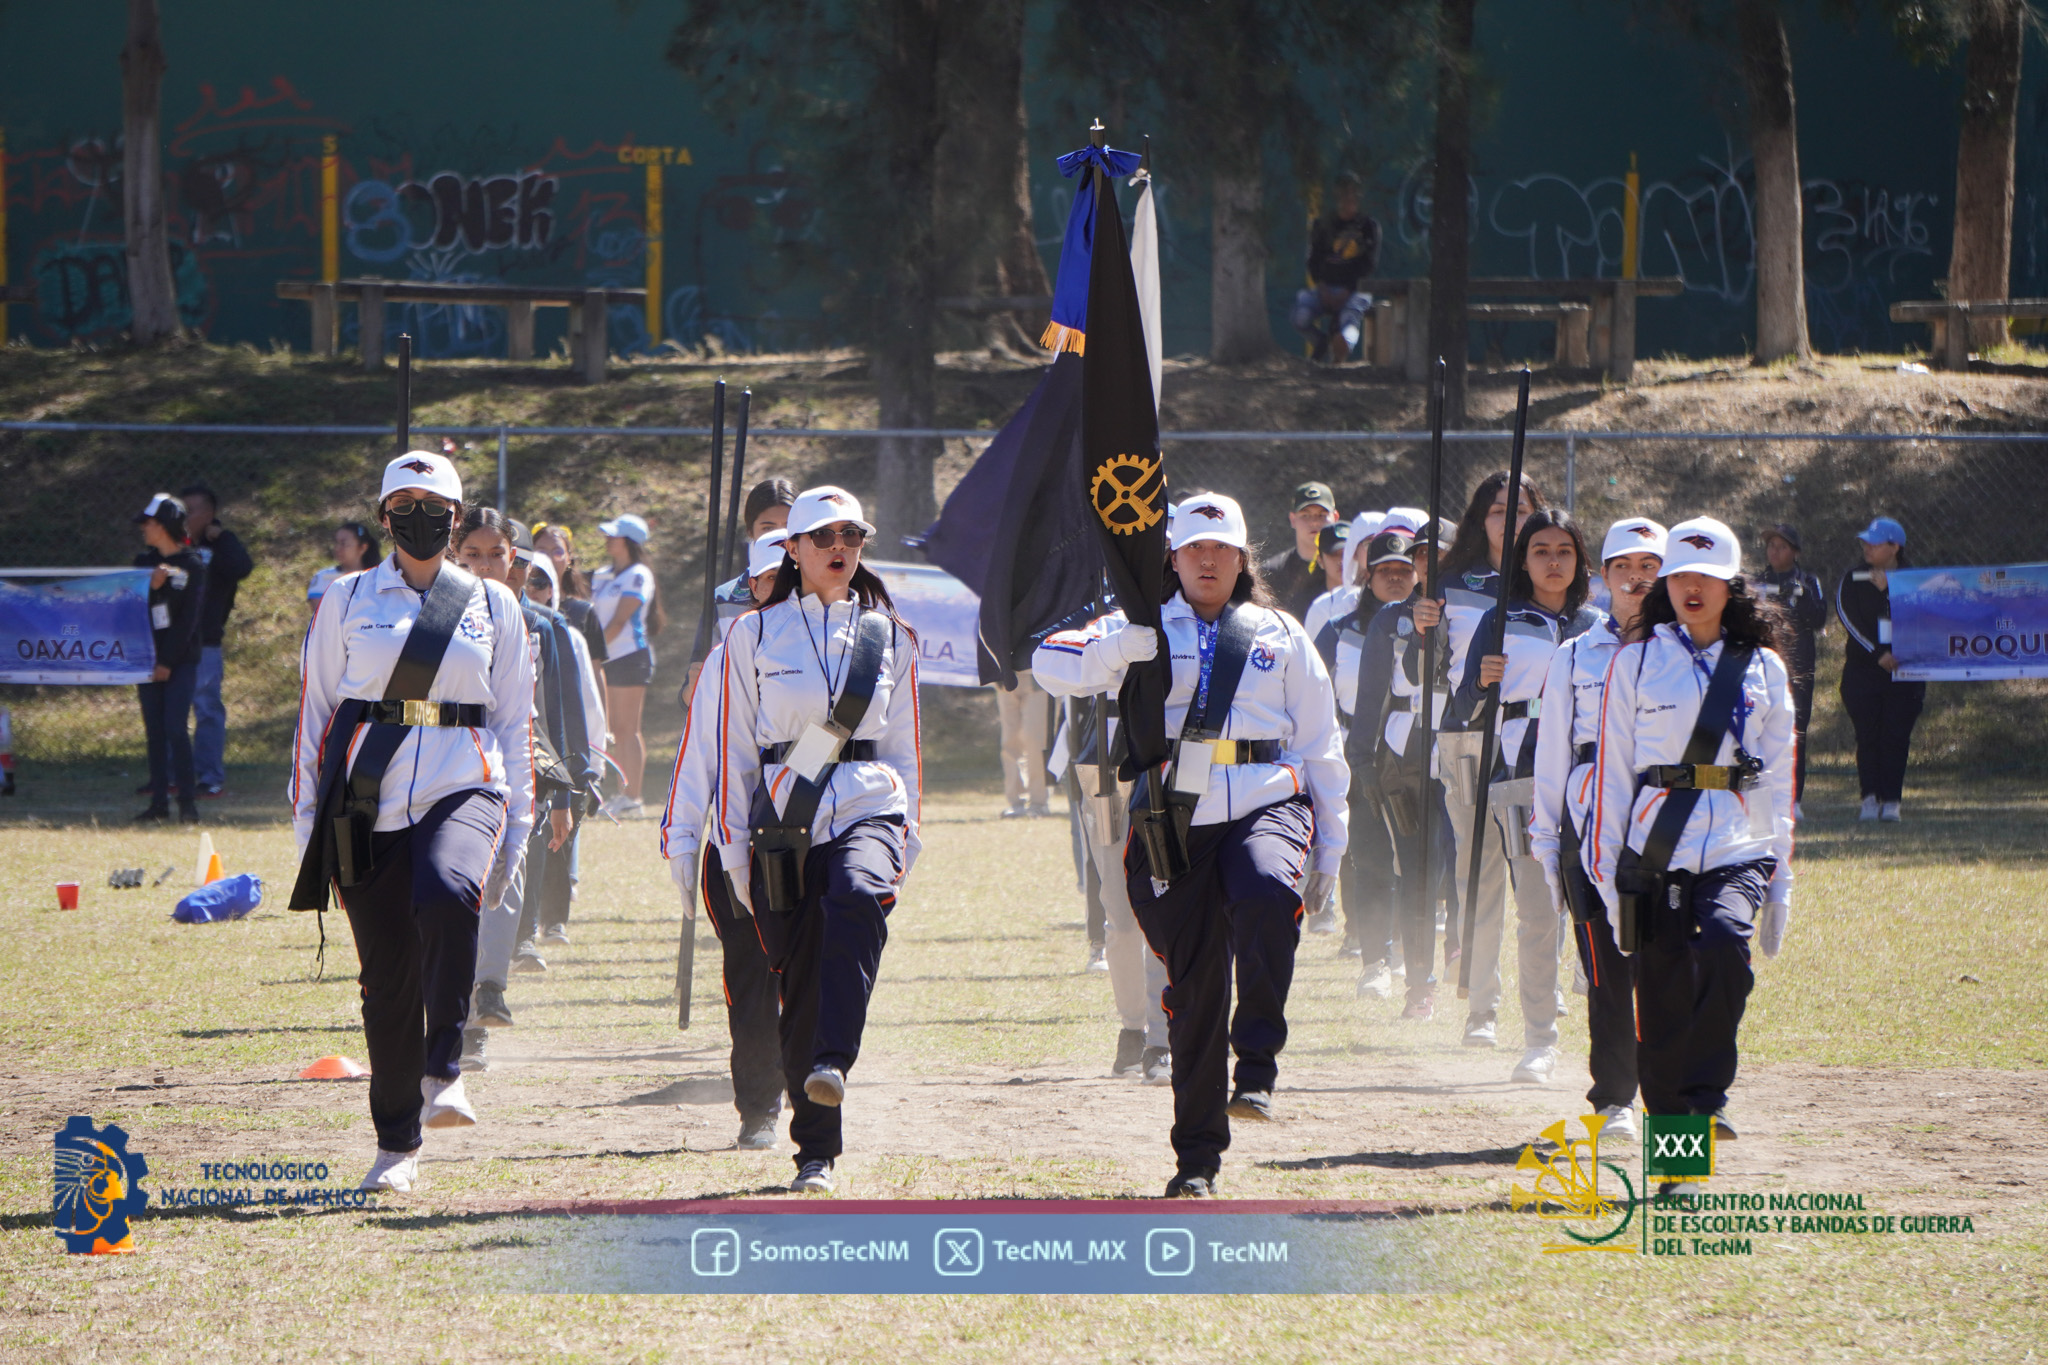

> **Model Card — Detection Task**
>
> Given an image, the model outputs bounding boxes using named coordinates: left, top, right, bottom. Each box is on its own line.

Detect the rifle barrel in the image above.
left=395, top=334, right=412, bottom=454
left=721, top=389, right=752, bottom=578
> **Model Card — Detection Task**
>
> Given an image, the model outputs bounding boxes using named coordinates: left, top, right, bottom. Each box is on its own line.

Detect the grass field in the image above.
left=1, top=761, right=2044, bottom=1361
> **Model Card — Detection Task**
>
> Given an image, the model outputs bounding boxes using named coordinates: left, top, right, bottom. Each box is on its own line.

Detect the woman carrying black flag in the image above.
left=1038, top=492, right=1348, bottom=1199
left=1589, top=518, right=1795, bottom=1150
left=709, top=487, right=922, bottom=1195
left=292, top=452, right=535, bottom=1194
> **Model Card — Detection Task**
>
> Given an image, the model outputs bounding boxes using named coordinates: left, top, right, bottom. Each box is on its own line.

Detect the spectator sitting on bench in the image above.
left=1291, top=172, right=1379, bottom=363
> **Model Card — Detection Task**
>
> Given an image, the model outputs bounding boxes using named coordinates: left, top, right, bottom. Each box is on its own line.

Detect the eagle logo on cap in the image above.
left=1190, top=504, right=1228, bottom=521
left=1629, top=524, right=1656, bottom=539
left=1679, top=533, right=1716, bottom=550
left=400, top=459, right=437, bottom=475
left=819, top=491, right=848, bottom=505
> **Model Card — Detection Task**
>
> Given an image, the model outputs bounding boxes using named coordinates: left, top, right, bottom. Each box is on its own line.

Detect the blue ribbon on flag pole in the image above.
left=1042, top=145, right=1144, bottom=355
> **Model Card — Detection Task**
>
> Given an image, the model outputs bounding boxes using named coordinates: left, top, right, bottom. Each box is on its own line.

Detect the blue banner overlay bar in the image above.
left=494, top=1200, right=1442, bottom=1295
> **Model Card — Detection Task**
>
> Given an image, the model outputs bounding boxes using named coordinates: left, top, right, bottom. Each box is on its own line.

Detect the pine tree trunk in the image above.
left=1428, top=0, right=1477, bottom=425
left=871, top=0, right=944, bottom=555
left=1737, top=0, right=1810, bottom=363
left=121, top=0, right=179, bottom=344
left=1209, top=129, right=1271, bottom=365
left=1948, top=0, right=2024, bottom=350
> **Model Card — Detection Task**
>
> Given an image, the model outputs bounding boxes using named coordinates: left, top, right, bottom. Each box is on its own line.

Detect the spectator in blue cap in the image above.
left=1833, top=516, right=1922, bottom=822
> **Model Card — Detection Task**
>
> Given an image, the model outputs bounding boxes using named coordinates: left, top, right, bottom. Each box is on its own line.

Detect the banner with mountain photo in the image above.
left=0, top=570, right=156, bottom=684
left=1889, top=563, right=2048, bottom=682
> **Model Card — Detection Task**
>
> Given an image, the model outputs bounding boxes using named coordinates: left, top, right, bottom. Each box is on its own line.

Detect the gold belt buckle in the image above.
left=400, top=699, right=440, bottom=727
left=1212, top=739, right=1238, bottom=765
left=1695, top=766, right=1732, bottom=790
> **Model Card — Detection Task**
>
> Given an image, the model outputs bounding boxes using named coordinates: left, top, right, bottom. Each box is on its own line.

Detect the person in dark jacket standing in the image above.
left=132, top=494, right=207, bottom=824
left=1757, top=524, right=1825, bottom=813
left=1834, top=517, right=1924, bottom=823
left=1260, top=481, right=1338, bottom=623
left=178, top=484, right=252, bottom=797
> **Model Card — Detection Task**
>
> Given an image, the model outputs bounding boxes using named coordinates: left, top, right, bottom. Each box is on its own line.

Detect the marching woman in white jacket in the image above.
left=1528, top=515, right=1665, bottom=1142
left=1034, top=493, right=1348, bottom=1199
left=706, top=488, right=921, bottom=1195
left=662, top=531, right=791, bottom=1152
left=1588, top=518, right=1795, bottom=1142
left=290, top=452, right=535, bottom=1194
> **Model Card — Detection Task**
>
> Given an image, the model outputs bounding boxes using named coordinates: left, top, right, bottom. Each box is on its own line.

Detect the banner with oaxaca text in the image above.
left=1889, top=563, right=2048, bottom=682
left=866, top=560, right=982, bottom=689
left=0, top=570, right=156, bottom=684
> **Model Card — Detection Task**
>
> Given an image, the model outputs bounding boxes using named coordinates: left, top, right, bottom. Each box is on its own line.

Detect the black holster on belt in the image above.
left=1614, top=847, right=1698, bottom=949
left=749, top=609, right=891, bottom=915
left=1557, top=813, right=1598, bottom=926
left=1133, top=603, right=1258, bottom=887
left=1131, top=776, right=1193, bottom=882
left=1375, top=742, right=1426, bottom=840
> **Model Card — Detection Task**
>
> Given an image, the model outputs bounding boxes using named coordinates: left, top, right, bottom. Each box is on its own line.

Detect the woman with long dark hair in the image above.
left=1433, top=470, right=1545, bottom=1049
left=1449, top=508, right=1600, bottom=1085
left=1036, top=492, right=1349, bottom=1199
left=592, top=514, right=665, bottom=817
left=1590, top=517, right=1795, bottom=1157
left=309, top=521, right=382, bottom=614
left=133, top=493, right=207, bottom=824
left=1834, top=517, right=1923, bottom=821
left=291, top=452, right=534, bottom=1193
left=710, top=486, right=921, bottom=1194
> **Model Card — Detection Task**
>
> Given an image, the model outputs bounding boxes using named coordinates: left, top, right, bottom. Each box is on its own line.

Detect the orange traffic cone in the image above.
left=192, top=832, right=216, bottom=886
left=299, top=1055, right=370, bottom=1080
left=203, top=851, right=224, bottom=884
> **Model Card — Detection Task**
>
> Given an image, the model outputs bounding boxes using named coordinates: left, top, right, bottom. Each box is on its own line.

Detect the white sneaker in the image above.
left=421, top=1074, right=477, bottom=1129
left=1086, top=942, right=1108, bottom=973
left=1859, top=795, right=1879, bottom=821
left=1510, top=1045, right=1558, bottom=1084
left=359, top=1148, right=419, bottom=1192
left=1463, top=1018, right=1498, bottom=1048
left=1304, top=908, right=1339, bottom=934
left=1355, top=960, right=1392, bottom=1000
left=1595, top=1105, right=1638, bottom=1144
left=1880, top=801, right=1902, bottom=822
left=804, top=1065, right=846, bottom=1107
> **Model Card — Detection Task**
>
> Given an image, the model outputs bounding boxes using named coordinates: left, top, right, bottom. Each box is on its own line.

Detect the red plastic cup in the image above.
left=56, top=882, right=80, bottom=910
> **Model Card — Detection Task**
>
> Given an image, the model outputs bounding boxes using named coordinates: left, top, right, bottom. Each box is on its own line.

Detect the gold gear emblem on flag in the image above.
left=1090, top=453, right=1165, bottom=536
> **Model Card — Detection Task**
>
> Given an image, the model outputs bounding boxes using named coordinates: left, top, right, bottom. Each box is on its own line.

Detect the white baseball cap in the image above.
left=133, top=492, right=186, bottom=525
left=380, top=450, right=463, bottom=505
left=598, top=512, right=651, bottom=545
left=748, top=528, right=792, bottom=579
left=1380, top=506, right=1428, bottom=536
left=1659, top=517, right=1742, bottom=581
left=526, top=550, right=560, bottom=600
left=786, top=485, right=876, bottom=539
left=1601, top=517, right=1668, bottom=563
left=1168, top=492, right=1249, bottom=551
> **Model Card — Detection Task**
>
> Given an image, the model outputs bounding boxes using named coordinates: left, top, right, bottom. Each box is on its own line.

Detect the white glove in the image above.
left=1300, top=870, right=1337, bottom=918
left=728, top=868, right=755, bottom=918
left=1104, top=624, right=1159, bottom=666
left=669, top=852, right=698, bottom=904
left=1759, top=897, right=1789, bottom=959
left=480, top=846, right=514, bottom=912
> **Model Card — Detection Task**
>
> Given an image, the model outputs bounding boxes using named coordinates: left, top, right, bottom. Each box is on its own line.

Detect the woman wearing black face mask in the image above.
left=290, top=451, right=535, bottom=1196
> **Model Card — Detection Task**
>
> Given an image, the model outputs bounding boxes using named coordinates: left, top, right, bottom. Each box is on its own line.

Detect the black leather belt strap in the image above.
left=1574, top=742, right=1597, bottom=766
left=364, top=699, right=486, bottom=728
left=1170, top=736, right=1282, bottom=765
left=1503, top=699, right=1534, bottom=721
left=763, top=739, right=877, bottom=765
left=1641, top=762, right=1758, bottom=792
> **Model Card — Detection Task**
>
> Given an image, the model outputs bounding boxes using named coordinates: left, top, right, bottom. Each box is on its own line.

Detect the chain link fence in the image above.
left=1, top=419, right=2043, bottom=784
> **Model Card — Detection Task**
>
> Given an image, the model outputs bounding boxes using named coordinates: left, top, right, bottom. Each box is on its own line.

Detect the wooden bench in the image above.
left=276, top=279, right=649, bottom=383
left=1363, top=277, right=1684, bottom=382
left=1465, top=302, right=1592, bottom=368
left=1890, top=297, right=2048, bottom=370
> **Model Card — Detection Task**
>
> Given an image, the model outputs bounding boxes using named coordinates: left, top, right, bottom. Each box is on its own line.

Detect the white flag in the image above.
left=1129, top=173, right=1163, bottom=414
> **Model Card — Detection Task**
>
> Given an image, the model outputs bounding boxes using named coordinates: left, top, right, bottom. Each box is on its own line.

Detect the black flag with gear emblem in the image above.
left=1079, top=156, right=1170, bottom=778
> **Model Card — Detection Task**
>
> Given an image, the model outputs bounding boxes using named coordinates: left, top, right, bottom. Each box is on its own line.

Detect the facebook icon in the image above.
left=691, top=1228, right=742, bottom=1277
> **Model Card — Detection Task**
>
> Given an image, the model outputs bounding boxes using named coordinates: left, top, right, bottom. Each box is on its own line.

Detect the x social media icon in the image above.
left=1145, top=1228, right=1195, bottom=1277
left=933, top=1228, right=984, bottom=1276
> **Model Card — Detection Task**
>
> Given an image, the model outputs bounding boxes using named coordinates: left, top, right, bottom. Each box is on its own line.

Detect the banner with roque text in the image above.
left=0, top=570, right=155, bottom=685
left=867, top=560, right=980, bottom=689
left=1890, top=563, right=2048, bottom=682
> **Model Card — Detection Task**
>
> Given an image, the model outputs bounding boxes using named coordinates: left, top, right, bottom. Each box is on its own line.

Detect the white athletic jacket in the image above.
left=1441, top=565, right=1502, bottom=699
left=1305, top=585, right=1362, bottom=718
left=711, top=594, right=922, bottom=880
left=1588, top=624, right=1796, bottom=921
left=1033, top=593, right=1350, bottom=873
left=658, top=638, right=724, bottom=863
left=293, top=558, right=536, bottom=858
left=1450, top=601, right=1594, bottom=774
left=1528, top=612, right=1625, bottom=894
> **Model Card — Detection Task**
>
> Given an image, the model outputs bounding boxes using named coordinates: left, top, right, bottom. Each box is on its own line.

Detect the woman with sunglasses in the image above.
left=291, top=452, right=534, bottom=1195
left=709, top=486, right=921, bottom=1195
left=591, top=513, right=665, bottom=818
